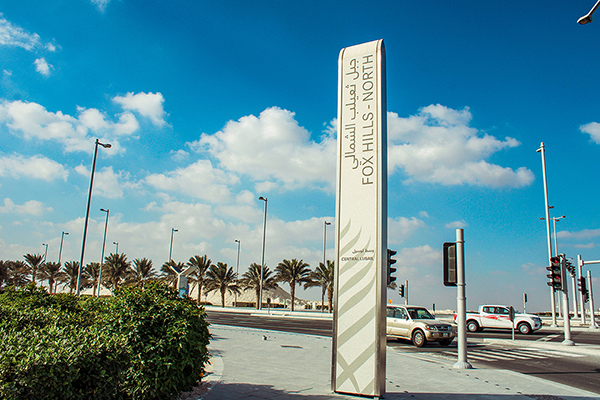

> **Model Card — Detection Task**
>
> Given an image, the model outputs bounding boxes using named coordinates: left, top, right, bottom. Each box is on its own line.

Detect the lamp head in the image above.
left=259, top=196, right=267, bottom=201
left=578, top=14, right=592, bottom=24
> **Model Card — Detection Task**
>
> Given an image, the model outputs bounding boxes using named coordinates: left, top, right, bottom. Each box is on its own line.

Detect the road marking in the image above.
left=536, top=334, right=560, bottom=342
left=440, top=346, right=584, bottom=363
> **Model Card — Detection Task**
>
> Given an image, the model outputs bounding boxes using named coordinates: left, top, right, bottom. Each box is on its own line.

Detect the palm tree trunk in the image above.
left=220, top=288, right=226, bottom=307
left=255, top=287, right=260, bottom=309
left=290, top=281, right=295, bottom=311
left=321, top=288, right=325, bottom=312
left=197, top=283, right=202, bottom=304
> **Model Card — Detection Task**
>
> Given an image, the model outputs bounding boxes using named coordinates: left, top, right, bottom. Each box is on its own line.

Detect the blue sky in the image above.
left=1, top=1, right=600, bottom=312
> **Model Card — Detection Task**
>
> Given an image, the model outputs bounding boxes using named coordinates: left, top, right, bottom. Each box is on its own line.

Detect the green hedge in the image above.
left=0, top=283, right=210, bottom=400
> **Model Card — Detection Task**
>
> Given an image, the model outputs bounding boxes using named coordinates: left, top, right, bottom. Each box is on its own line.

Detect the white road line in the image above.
left=537, top=334, right=560, bottom=342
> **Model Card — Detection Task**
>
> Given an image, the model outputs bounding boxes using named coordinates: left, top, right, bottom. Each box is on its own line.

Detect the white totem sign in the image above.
left=332, top=39, right=387, bottom=398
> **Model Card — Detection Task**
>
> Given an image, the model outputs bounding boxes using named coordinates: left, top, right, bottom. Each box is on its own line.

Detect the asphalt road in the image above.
left=205, top=309, right=600, bottom=394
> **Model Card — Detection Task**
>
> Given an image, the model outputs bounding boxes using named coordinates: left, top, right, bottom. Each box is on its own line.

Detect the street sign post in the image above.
left=332, top=39, right=387, bottom=398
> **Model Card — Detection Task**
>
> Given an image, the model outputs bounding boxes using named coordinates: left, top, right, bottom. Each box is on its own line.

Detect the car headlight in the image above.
left=425, top=325, right=438, bottom=331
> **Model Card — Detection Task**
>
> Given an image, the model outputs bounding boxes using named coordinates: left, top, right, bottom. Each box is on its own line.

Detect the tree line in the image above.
left=0, top=253, right=335, bottom=312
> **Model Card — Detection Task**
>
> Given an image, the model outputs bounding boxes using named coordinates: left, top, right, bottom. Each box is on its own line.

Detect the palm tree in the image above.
left=60, top=261, right=80, bottom=294
left=0, top=260, right=7, bottom=290
left=84, top=262, right=101, bottom=295
left=5, top=260, right=30, bottom=288
left=103, top=253, right=130, bottom=291
left=187, top=255, right=212, bottom=304
left=205, top=262, right=240, bottom=307
left=129, top=258, right=156, bottom=288
left=24, top=253, right=44, bottom=284
left=240, top=263, right=278, bottom=309
left=39, top=261, right=63, bottom=294
left=304, top=260, right=334, bottom=312
left=275, top=258, right=311, bottom=311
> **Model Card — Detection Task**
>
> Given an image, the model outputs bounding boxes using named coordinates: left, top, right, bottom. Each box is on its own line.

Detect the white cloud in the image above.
left=34, top=58, right=51, bottom=76
left=75, top=165, right=132, bottom=199
left=91, top=0, right=111, bottom=12
left=388, top=216, right=426, bottom=245
left=192, top=107, right=337, bottom=191
left=0, top=154, right=68, bottom=180
left=216, top=190, right=262, bottom=223
left=387, top=105, right=534, bottom=188
left=170, top=149, right=189, bottom=162
left=445, top=220, right=467, bottom=229
left=0, top=99, right=141, bottom=153
left=0, top=15, right=42, bottom=50
left=557, top=228, right=600, bottom=239
left=145, top=159, right=239, bottom=203
left=0, top=198, right=52, bottom=215
left=580, top=122, right=600, bottom=145
left=112, top=92, right=167, bottom=127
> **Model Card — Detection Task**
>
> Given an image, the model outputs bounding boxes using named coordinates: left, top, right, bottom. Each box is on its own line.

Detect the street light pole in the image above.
left=98, top=209, right=109, bottom=297
left=537, top=142, right=557, bottom=326
left=259, top=196, right=268, bottom=311
left=235, top=239, right=241, bottom=307
left=113, top=241, right=119, bottom=254
left=169, top=228, right=178, bottom=262
left=58, top=231, right=69, bottom=265
left=77, top=139, right=111, bottom=296
left=323, top=221, right=331, bottom=267
left=551, top=216, right=566, bottom=257
left=42, top=243, right=48, bottom=262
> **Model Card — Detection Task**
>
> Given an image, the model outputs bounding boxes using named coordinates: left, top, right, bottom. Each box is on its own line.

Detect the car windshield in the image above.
left=406, top=307, right=434, bottom=320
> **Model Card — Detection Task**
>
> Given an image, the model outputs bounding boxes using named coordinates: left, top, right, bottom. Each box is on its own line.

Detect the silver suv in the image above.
left=386, top=305, right=456, bottom=347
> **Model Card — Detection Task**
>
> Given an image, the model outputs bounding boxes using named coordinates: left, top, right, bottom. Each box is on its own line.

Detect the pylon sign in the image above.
left=333, top=39, right=387, bottom=398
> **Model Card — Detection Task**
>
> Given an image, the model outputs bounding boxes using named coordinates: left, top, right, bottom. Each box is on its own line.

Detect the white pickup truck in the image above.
left=456, top=305, right=543, bottom=335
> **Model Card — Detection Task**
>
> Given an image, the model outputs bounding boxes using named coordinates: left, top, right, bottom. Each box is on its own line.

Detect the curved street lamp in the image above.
left=169, top=228, right=178, bottom=262
left=42, top=243, right=48, bottom=263
left=58, top=231, right=69, bottom=264
left=77, top=139, right=111, bottom=296
left=323, top=221, right=331, bottom=267
left=235, top=239, right=241, bottom=307
left=98, top=208, right=109, bottom=297
left=258, top=196, right=268, bottom=310
left=536, top=142, right=557, bottom=326
left=578, top=0, right=600, bottom=24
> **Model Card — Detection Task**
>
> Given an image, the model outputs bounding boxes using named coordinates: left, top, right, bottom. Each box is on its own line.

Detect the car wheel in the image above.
left=466, top=320, right=479, bottom=332
left=517, top=322, right=531, bottom=335
left=412, top=330, right=427, bottom=348
left=439, top=339, right=453, bottom=346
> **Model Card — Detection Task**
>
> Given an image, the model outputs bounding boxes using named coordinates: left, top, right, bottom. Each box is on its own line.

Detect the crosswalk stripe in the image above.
left=439, top=347, right=581, bottom=362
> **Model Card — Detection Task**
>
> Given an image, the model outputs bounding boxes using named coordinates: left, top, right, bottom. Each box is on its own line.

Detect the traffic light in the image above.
left=565, top=260, right=575, bottom=277
left=579, top=277, right=589, bottom=303
left=387, top=249, right=397, bottom=286
left=399, top=284, right=405, bottom=297
left=546, top=256, right=563, bottom=291
left=443, top=242, right=457, bottom=287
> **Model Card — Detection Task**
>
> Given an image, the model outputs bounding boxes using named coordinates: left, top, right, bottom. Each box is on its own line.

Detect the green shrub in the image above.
left=0, top=283, right=210, bottom=400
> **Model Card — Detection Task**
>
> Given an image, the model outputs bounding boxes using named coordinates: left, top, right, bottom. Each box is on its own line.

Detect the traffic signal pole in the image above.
left=588, top=270, right=598, bottom=329
left=453, top=228, right=472, bottom=370
left=560, top=255, right=574, bottom=345
left=577, top=256, right=600, bottom=327
left=578, top=255, right=586, bottom=325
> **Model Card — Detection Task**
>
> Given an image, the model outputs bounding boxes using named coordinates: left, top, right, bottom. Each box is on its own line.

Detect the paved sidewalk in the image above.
left=198, top=324, right=599, bottom=400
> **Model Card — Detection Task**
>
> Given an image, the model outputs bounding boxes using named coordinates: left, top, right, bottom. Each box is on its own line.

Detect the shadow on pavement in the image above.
left=203, top=381, right=586, bottom=400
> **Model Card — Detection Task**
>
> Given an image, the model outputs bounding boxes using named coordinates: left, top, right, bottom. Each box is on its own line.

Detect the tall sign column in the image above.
left=332, top=39, right=387, bottom=398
